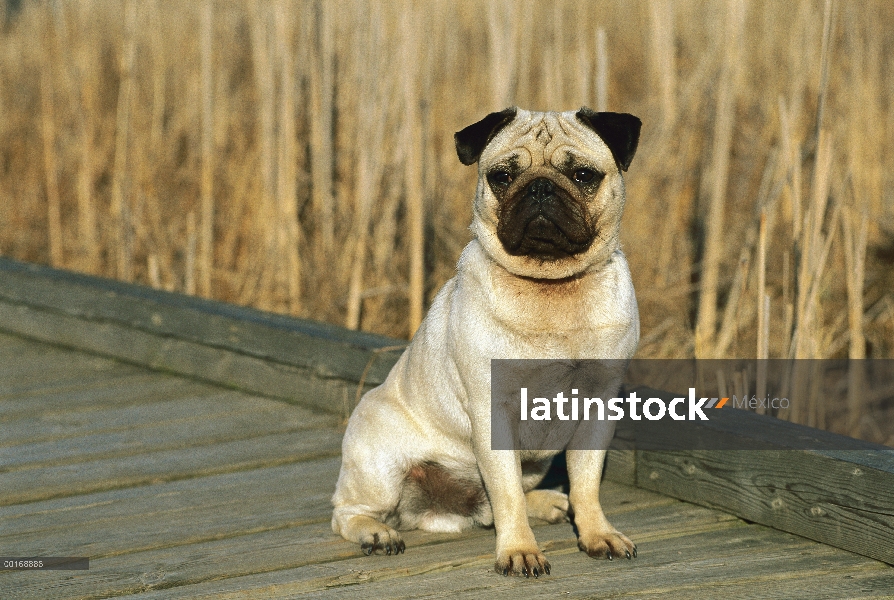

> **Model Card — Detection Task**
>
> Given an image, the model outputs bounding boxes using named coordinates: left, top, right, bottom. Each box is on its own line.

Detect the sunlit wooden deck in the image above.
left=1, top=257, right=893, bottom=598
left=2, top=335, right=892, bottom=599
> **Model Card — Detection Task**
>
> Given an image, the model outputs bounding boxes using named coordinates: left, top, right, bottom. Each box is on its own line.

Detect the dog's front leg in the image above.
left=566, top=449, right=636, bottom=560
left=472, top=420, right=550, bottom=577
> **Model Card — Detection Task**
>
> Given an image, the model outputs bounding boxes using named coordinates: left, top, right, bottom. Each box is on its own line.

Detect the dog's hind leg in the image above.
left=331, top=393, right=410, bottom=555
left=331, top=460, right=407, bottom=555
left=335, top=514, right=405, bottom=555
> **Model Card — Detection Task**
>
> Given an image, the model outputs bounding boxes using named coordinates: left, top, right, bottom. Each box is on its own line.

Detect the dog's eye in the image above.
left=573, top=168, right=597, bottom=183
left=488, top=171, right=513, bottom=187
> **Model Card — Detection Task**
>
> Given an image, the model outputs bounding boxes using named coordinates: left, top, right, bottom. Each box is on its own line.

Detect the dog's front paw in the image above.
left=525, top=489, right=570, bottom=523
left=358, top=527, right=405, bottom=556
left=495, top=546, right=551, bottom=578
left=578, top=530, right=636, bottom=561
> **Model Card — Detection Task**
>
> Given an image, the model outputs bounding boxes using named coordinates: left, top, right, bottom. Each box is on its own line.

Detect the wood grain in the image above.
left=0, top=257, right=404, bottom=413
left=637, top=449, right=894, bottom=566
left=2, top=264, right=893, bottom=599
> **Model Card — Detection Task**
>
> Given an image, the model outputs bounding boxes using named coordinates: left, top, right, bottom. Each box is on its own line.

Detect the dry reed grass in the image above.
left=1, top=0, right=893, bottom=441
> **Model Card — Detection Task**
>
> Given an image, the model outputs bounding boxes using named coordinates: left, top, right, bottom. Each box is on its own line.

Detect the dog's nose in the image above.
left=525, top=178, right=555, bottom=203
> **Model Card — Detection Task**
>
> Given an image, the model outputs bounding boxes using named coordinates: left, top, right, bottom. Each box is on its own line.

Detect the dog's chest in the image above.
left=492, top=269, right=630, bottom=346
left=450, top=243, right=638, bottom=361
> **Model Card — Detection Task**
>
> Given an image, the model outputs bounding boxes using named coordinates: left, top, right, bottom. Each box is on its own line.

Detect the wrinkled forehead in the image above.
left=480, top=110, right=614, bottom=169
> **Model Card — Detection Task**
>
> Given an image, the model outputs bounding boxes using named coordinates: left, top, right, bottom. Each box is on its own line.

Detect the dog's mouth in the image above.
left=497, top=177, right=595, bottom=260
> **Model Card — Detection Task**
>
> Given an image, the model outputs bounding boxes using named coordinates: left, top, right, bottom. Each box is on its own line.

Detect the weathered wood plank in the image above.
left=1, top=396, right=336, bottom=470
left=0, top=332, right=51, bottom=357
left=2, top=492, right=738, bottom=600
left=625, top=386, right=887, bottom=452
left=270, top=528, right=879, bottom=600
left=2, top=255, right=893, bottom=586
left=67, top=511, right=861, bottom=600
left=637, top=449, right=894, bottom=566
left=0, top=257, right=405, bottom=405
left=612, top=568, right=894, bottom=600
left=0, top=258, right=401, bottom=367
left=0, top=343, right=128, bottom=385
left=1, top=426, right=342, bottom=506
left=0, top=385, right=335, bottom=446
left=0, top=522, right=453, bottom=599
left=0, top=365, right=147, bottom=400
left=2, top=390, right=247, bottom=445
left=311, top=532, right=891, bottom=600
left=0, top=457, right=342, bottom=555
left=625, top=386, right=894, bottom=567
left=0, top=299, right=386, bottom=415
left=0, top=466, right=660, bottom=557
left=0, top=373, right=213, bottom=416
left=0, top=342, right=113, bottom=370
left=604, top=449, right=636, bottom=486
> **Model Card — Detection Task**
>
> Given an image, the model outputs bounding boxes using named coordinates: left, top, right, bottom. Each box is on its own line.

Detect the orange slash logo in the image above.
left=713, top=397, right=729, bottom=409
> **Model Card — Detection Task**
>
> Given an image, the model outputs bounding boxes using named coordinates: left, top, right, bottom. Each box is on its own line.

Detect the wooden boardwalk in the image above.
left=2, top=331, right=893, bottom=599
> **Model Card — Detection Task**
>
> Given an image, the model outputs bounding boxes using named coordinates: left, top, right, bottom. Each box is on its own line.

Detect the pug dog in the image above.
left=332, top=107, right=641, bottom=577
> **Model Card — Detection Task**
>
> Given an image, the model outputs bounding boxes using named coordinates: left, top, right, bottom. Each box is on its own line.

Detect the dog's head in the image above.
left=455, top=108, right=641, bottom=279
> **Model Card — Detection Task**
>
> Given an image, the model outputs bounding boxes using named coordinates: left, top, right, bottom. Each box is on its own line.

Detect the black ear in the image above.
left=575, top=108, right=642, bottom=171
left=454, top=107, right=518, bottom=166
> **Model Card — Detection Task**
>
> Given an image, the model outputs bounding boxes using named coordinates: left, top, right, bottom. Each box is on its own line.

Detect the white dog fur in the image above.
left=332, top=107, right=642, bottom=577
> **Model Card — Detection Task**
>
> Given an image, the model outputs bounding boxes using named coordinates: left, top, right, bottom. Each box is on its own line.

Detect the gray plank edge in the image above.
left=627, top=387, right=894, bottom=566
left=625, top=386, right=891, bottom=452
left=636, top=449, right=894, bottom=566
left=0, top=300, right=378, bottom=415
left=0, top=257, right=405, bottom=395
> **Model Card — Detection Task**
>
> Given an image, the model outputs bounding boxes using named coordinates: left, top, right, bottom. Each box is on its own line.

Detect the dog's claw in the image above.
left=606, top=549, right=613, bottom=561
left=633, top=545, right=638, bottom=559
left=625, top=550, right=631, bottom=560
left=358, top=528, right=405, bottom=557
left=496, top=551, right=550, bottom=578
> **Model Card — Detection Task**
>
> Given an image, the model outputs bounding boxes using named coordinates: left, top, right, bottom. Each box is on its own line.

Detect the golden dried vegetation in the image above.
left=1, top=0, right=892, bottom=438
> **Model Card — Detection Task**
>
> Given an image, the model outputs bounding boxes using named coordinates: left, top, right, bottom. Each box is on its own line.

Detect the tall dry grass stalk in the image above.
left=111, top=0, right=137, bottom=282
left=595, top=27, right=608, bottom=113
left=755, top=211, right=769, bottom=414
left=2, top=0, right=893, bottom=441
left=39, top=68, right=62, bottom=267
left=789, top=131, right=837, bottom=425
left=73, top=37, right=99, bottom=274
left=198, top=0, right=214, bottom=298
left=345, top=2, right=389, bottom=330
left=308, top=0, right=335, bottom=256
left=185, top=211, right=197, bottom=296
left=276, top=0, right=301, bottom=315
left=649, top=0, right=676, bottom=129
left=401, top=9, right=425, bottom=336
left=248, top=4, right=277, bottom=310
left=842, top=205, right=868, bottom=435
left=487, top=0, right=518, bottom=109
left=695, top=0, right=745, bottom=358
